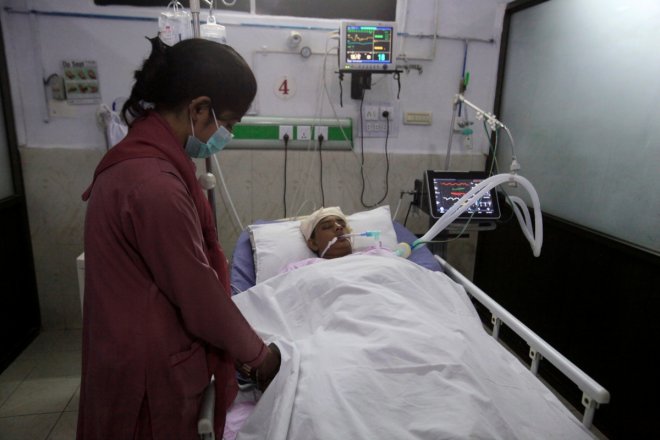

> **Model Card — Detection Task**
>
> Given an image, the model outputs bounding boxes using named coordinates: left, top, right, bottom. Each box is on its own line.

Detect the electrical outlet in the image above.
left=297, top=125, right=311, bottom=140
left=314, top=126, right=328, bottom=141
left=279, top=125, right=293, bottom=140
left=380, top=105, right=394, bottom=120
left=359, top=104, right=399, bottom=138
left=364, top=105, right=379, bottom=121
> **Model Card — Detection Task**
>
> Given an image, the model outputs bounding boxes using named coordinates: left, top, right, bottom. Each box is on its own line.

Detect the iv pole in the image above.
left=189, top=0, right=218, bottom=227
left=444, top=94, right=517, bottom=173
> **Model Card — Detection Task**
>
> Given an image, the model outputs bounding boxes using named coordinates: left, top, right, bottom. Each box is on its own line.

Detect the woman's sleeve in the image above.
left=125, top=171, right=267, bottom=367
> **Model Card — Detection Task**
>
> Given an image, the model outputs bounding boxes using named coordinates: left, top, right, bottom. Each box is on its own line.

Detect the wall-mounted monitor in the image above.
left=424, top=171, right=501, bottom=221
left=339, top=20, right=397, bottom=71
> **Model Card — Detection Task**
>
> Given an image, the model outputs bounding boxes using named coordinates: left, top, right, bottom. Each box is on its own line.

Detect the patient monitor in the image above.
left=422, top=171, right=501, bottom=222
left=339, top=20, right=398, bottom=99
left=339, top=20, right=397, bottom=72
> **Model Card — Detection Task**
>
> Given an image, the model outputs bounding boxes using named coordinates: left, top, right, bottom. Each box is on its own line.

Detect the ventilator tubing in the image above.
left=413, top=173, right=543, bottom=257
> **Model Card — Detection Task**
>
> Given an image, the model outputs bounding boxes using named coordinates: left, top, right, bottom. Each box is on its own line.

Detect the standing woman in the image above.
left=78, top=37, right=280, bottom=439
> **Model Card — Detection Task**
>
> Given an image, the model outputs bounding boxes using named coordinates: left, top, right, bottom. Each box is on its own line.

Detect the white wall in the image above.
left=2, top=0, right=510, bottom=329
left=2, top=0, right=508, bottom=155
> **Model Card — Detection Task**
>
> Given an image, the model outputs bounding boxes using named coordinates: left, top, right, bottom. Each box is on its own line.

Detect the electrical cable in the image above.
left=359, top=90, right=367, bottom=196
left=485, top=120, right=499, bottom=176
left=458, top=41, right=469, bottom=117
left=360, top=110, right=391, bottom=208
left=394, top=71, right=401, bottom=99
left=403, top=201, right=413, bottom=227
left=358, top=91, right=369, bottom=207
left=357, top=91, right=379, bottom=208
left=418, top=115, right=511, bottom=247
left=392, top=192, right=405, bottom=220
left=324, top=38, right=351, bottom=144
left=484, top=120, right=515, bottom=225
left=211, top=154, right=244, bottom=232
left=287, top=34, right=348, bottom=215
left=318, top=134, right=325, bottom=207
left=383, top=116, right=391, bottom=199
left=338, top=72, right=344, bottom=107
left=283, top=133, right=289, bottom=217
left=443, top=100, right=459, bottom=170
left=289, top=37, right=334, bottom=215
left=321, top=40, right=352, bottom=148
left=428, top=211, right=476, bottom=245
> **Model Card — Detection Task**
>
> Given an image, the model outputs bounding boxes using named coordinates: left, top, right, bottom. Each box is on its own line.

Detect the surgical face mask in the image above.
left=184, top=109, right=233, bottom=158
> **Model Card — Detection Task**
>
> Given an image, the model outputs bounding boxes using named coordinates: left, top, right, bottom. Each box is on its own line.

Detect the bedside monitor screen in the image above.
left=340, top=21, right=396, bottom=70
left=425, top=171, right=500, bottom=220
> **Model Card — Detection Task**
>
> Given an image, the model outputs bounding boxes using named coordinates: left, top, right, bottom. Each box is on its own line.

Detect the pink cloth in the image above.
left=280, top=245, right=395, bottom=275
left=78, top=112, right=267, bottom=439
left=223, top=401, right=257, bottom=440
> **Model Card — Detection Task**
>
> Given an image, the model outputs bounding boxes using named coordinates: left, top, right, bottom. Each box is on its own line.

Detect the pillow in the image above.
left=345, top=206, right=398, bottom=251
left=249, top=220, right=315, bottom=285
left=249, top=206, right=398, bottom=284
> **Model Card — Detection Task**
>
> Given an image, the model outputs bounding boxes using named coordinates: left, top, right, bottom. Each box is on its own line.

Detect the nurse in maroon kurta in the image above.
left=77, top=38, right=279, bottom=439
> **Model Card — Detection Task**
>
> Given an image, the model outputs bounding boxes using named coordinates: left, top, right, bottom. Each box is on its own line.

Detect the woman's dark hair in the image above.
left=122, top=37, right=257, bottom=125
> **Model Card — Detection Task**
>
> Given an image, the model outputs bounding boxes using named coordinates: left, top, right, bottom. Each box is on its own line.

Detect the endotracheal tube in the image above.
left=319, top=231, right=382, bottom=258
left=341, top=231, right=381, bottom=240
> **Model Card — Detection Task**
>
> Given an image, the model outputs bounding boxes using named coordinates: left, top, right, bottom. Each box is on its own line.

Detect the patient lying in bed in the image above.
left=231, top=205, right=440, bottom=294
left=280, top=206, right=398, bottom=274
left=224, top=206, right=594, bottom=439
left=232, top=246, right=595, bottom=439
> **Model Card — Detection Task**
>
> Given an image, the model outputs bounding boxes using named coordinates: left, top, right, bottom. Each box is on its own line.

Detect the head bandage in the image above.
left=300, top=207, right=349, bottom=241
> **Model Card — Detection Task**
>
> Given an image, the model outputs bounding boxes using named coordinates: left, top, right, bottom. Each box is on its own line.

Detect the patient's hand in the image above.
left=254, top=343, right=281, bottom=391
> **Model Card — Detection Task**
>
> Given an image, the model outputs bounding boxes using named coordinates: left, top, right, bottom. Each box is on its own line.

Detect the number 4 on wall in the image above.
left=274, top=76, right=296, bottom=100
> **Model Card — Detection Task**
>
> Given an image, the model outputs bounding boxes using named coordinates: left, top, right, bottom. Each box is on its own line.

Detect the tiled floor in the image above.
left=0, top=330, right=81, bottom=440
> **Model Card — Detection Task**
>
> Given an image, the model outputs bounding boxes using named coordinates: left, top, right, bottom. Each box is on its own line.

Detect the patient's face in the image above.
left=307, top=215, right=352, bottom=259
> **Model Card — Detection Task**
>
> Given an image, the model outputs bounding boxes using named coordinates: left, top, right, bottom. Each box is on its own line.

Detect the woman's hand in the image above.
left=254, top=343, right=281, bottom=391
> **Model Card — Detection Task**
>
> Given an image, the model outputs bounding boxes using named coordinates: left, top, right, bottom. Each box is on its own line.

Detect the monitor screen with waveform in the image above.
left=339, top=21, right=396, bottom=71
left=424, top=171, right=501, bottom=220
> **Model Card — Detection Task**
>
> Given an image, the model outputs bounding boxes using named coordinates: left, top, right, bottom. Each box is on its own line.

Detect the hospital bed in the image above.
left=199, top=206, right=609, bottom=439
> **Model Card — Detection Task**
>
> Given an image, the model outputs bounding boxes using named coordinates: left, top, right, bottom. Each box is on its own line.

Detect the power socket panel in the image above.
left=359, top=103, right=398, bottom=138
left=279, top=125, right=293, bottom=140
left=297, top=125, right=311, bottom=140
left=314, top=126, right=328, bottom=142
left=363, top=105, right=380, bottom=121
left=380, top=106, right=394, bottom=120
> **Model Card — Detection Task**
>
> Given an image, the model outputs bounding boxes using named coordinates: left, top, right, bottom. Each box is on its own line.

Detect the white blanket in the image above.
left=233, top=253, right=593, bottom=439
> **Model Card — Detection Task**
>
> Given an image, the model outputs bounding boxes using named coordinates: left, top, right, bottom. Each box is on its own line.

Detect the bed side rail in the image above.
left=198, top=378, right=216, bottom=439
left=435, top=256, right=610, bottom=429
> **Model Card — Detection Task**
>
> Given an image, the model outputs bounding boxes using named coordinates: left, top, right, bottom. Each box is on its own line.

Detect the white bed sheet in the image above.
left=232, top=253, right=593, bottom=440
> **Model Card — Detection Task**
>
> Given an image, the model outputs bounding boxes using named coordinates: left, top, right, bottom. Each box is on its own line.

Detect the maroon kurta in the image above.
left=77, top=112, right=267, bottom=439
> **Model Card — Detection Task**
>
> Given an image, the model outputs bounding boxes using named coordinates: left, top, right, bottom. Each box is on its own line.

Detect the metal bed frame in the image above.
left=435, top=256, right=610, bottom=429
